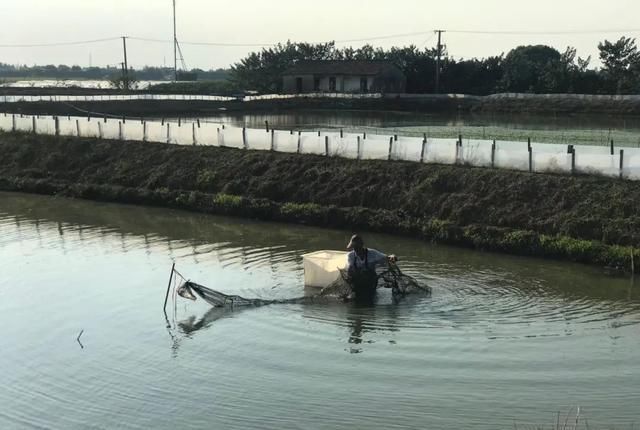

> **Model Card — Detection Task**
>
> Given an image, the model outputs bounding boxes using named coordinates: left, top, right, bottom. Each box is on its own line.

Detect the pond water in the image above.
left=1, top=192, right=639, bottom=430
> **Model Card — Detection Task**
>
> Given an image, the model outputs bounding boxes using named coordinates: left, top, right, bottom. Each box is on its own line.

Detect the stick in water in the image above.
left=77, top=330, right=84, bottom=349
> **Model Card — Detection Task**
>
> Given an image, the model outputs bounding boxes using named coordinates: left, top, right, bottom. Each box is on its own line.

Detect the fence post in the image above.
left=297, top=131, right=302, bottom=154
left=161, top=118, right=165, bottom=126
left=192, top=122, right=196, bottom=146
left=568, top=145, right=575, bottom=174
left=143, top=122, right=148, bottom=142
left=340, top=129, right=344, bottom=138
left=242, top=127, right=247, bottom=149
left=357, top=136, right=362, bottom=160
left=271, top=129, right=275, bottom=151
left=197, top=118, right=201, bottom=128
left=420, top=136, right=427, bottom=163
left=76, top=119, right=80, bottom=137
left=104, top=115, right=107, bottom=123
left=528, top=145, right=533, bottom=173
left=527, top=137, right=531, bottom=152
left=119, top=122, right=124, bottom=141
left=166, top=123, right=171, bottom=144
left=388, top=137, right=394, bottom=161
left=98, top=121, right=103, bottom=139
left=265, top=120, right=269, bottom=132
left=610, top=139, right=614, bottom=155
left=122, top=116, right=126, bottom=124
left=11, top=114, right=16, bottom=132
left=32, top=116, right=37, bottom=134
left=55, top=117, right=60, bottom=136
left=491, top=140, right=496, bottom=168
left=325, top=136, right=329, bottom=156
left=620, top=149, right=625, bottom=179
left=394, top=134, right=398, bottom=142
left=178, top=118, right=181, bottom=127
left=363, top=132, right=367, bottom=140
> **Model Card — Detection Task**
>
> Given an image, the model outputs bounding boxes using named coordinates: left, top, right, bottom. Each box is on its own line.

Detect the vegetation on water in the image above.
left=1, top=131, right=639, bottom=271
left=231, top=38, right=640, bottom=95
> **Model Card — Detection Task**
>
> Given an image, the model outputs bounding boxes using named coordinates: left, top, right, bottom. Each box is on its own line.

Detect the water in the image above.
left=193, top=111, right=640, bottom=147
left=1, top=192, right=639, bottom=430
left=0, top=79, right=166, bottom=90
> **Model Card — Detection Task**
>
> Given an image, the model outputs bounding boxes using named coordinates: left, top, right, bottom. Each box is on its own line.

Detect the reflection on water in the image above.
left=193, top=111, right=640, bottom=133
left=1, top=191, right=639, bottom=430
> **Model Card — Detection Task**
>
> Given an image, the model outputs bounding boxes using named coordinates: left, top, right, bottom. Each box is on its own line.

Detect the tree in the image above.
left=598, top=37, right=640, bottom=93
left=499, top=45, right=563, bottom=93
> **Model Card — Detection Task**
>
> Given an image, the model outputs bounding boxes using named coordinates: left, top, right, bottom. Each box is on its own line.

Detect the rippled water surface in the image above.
left=1, top=192, right=639, bottom=430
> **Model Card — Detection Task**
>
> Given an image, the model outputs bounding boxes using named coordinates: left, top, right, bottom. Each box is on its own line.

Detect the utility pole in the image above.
left=122, top=36, right=129, bottom=90
left=173, top=0, right=178, bottom=81
left=434, top=30, right=445, bottom=94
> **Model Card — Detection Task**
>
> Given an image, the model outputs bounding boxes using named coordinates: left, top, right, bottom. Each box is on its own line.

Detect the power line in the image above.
left=447, top=29, right=640, bottom=35
left=0, top=37, right=120, bottom=48
left=3, top=27, right=640, bottom=50
left=129, top=36, right=276, bottom=47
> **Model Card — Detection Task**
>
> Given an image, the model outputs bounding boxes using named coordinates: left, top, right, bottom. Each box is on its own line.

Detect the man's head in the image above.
left=347, top=234, right=364, bottom=251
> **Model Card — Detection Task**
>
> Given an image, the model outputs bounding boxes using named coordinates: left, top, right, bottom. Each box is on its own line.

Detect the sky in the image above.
left=1, top=0, right=639, bottom=70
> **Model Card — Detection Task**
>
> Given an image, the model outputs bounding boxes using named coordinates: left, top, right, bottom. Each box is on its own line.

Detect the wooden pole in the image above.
left=143, top=122, right=148, bottom=142
left=420, top=136, right=427, bottom=163
left=528, top=145, right=533, bottom=173
left=610, top=139, right=614, bottom=155
left=265, top=120, right=269, bottom=132
left=76, top=119, right=80, bottom=137
left=55, top=117, right=60, bottom=136
left=297, top=131, right=302, bottom=154
left=325, top=136, right=329, bottom=156
left=388, top=137, right=394, bottom=161
left=163, top=263, right=176, bottom=313
left=357, top=136, right=362, bottom=160
left=620, top=149, right=625, bottom=179
left=119, top=122, right=123, bottom=140
left=32, top=116, right=37, bottom=134
left=192, top=122, right=196, bottom=146
left=491, top=140, right=496, bottom=168
left=269, top=129, right=274, bottom=151
left=242, top=127, right=247, bottom=149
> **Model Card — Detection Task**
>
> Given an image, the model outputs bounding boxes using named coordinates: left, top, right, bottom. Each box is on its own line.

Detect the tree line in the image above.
left=230, top=37, right=640, bottom=95
left=0, top=64, right=229, bottom=82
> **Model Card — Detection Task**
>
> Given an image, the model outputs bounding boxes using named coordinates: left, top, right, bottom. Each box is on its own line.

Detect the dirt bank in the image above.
left=3, top=93, right=640, bottom=117
left=0, top=132, right=638, bottom=270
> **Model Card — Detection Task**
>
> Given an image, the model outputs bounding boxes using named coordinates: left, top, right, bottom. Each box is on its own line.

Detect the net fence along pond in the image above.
left=2, top=113, right=640, bottom=180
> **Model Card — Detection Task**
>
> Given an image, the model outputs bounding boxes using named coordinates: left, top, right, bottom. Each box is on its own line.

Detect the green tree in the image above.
left=500, top=45, right=563, bottom=93
left=598, top=36, right=640, bottom=93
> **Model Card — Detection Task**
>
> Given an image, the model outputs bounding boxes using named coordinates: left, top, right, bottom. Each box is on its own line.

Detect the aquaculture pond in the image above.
left=1, top=192, right=639, bottom=430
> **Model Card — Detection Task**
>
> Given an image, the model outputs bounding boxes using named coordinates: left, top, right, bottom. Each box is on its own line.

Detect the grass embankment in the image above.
left=0, top=132, right=639, bottom=270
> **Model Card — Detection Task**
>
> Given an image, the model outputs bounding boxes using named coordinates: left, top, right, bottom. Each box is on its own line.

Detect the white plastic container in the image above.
left=302, top=250, right=348, bottom=288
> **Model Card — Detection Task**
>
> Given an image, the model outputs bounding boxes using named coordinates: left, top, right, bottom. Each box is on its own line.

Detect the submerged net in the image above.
left=319, top=264, right=431, bottom=300
left=174, top=263, right=430, bottom=309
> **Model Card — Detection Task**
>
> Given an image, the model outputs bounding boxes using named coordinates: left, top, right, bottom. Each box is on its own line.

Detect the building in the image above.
left=282, top=60, right=406, bottom=94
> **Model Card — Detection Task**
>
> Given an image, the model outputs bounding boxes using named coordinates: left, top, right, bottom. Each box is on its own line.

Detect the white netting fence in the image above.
left=1, top=112, right=639, bottom=180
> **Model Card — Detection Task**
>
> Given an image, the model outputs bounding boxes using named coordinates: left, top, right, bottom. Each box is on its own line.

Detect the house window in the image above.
left=329, top=77, right=337, bottom=92
left=360, top=77, right=368, bottom=93
left=313, top=77, right=321, bottom=91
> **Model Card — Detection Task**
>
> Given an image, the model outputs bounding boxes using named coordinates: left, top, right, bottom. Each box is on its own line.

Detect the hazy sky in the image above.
left=1, top=0, right=639, bottom=70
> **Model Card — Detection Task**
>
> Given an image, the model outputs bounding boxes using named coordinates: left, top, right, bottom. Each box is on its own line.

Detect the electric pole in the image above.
left=434, top=30, right=445, bottom=94
left=122, top=36, right=129, bottom=90
left=173, top=0, right=178, bottom=81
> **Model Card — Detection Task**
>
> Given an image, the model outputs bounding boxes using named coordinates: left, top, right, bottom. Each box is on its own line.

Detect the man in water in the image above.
left=345, top=234, right=397, bottom=303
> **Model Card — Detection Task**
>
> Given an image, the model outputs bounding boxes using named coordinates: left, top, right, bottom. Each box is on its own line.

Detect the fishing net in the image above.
left=319, top=264, right=431, bottom=300
left=173, top=263, right=430, bottom=309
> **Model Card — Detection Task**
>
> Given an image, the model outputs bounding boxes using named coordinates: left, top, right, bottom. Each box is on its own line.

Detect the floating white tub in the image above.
left=302, top=250, right=347, bottom=288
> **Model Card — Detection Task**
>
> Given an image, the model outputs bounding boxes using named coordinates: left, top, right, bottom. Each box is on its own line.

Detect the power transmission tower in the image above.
left=434, top=30, right=445, bottom=94
left=122, top=36, right=129, bottom=90
left=173, top=0, right=178, bottom=81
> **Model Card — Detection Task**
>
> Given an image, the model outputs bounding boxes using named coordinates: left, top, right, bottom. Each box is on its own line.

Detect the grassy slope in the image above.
left=0, top=132, right=638, bottom=269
